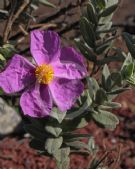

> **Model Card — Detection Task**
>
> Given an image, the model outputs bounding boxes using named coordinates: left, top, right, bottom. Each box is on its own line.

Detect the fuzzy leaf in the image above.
left=100, top=4, right=118, bottom=17
left=102, top=64, right=111, bottom=90
left=30, top=139, right=45, bottom=151
left=54, top=147, right=70, bottom=162
left=95, top=88, right=107, bottom=105
left=107, top=87, right=130, bottom=95
left=66, top=90, right=92, bottom=120
left=99, top=101, right=121, bottom=109
left=123, top=32, right=135, bottom=58
left=45, top=126, right=62, bottom=137
left=54, top=148, right=70, bottom=169
left=0, top=54, right=5, bottom=61
left=96, top=0, right=106, bottom=9
left=66, top=141, right=91, bottom=151
left=63, top=133, right=91, bottom=142
left=87, top=3, right=97, bottom=25
left=110, top=72, right=122, bottom=86
left=87, top=77, right=100, bottom=100
left=88, top=137, right=97, bottom=153
left=50, top=108, right=66, bottom=123
left=24, top=124, right=46, bottom=141
left=91, top=109, right=119, bottom=129
left=38, top=0, right=56, bottom=8
left=75, top=41, right=96, bottom=62
left=80, top=17, right=95, bottom=48
left=45, top=137, right=63, bottom=154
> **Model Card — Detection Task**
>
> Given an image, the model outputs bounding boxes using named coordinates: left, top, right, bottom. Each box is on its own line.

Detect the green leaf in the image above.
left=30, top=139, right=45, bottom=151
left=66, top=141, right=91, bottom=151
left=102, top=64, right=111, bottom=90
left=96, top=27, right=116, bottom=34
left=121, top=63, right=134, bottom=79
left=45, top=137, right=63, bottom=154
left=106, top=0, right=118, bottom=8
left=75, top=40, right=96, bottom=62
left=54, top=148, right=70, bottom=169
left=99, top=101, right=121, bottom=109
left=88, top=137, right=97, bottom=153
left=38, top=0, right=56, bottom=8
left=24, top=124, right=46, bottom=141
left=45, top=125, right=62, bottom=137
left=121, top=53, right=132, bottom=70
left=76, top=117, right=89, bottom=129
left=99, top=4, right=118, bottom=17
left=87, top=3, right=98, bottom=25
left=50, top=108, right=66, bottom=123
left=87, top=77, right=100, bottom=100
left=110, top=72, right=122, bottom=86
left=54, top=147, right=70, bottom=162
left=96, top=0, right=106, bottom=9
left=0, top=54, right=5, bottom=61
left=102, top=64, right=110, bottom=80
left=80, top=17, right=96, bottom=48
left=95, top=42, right=110, bottom=54
left=95, top=88, right=107, bottom=105
left=63, top=133, right=92, bottom=142
left=66, top=90, right=92, bottom=120
left=91, top=109, right=119, bottom=129
left=123, top=32, right=135, bottom=58
left=107, top=87, right=130, bottom=95
left=0, top=44, right=16, bottom=59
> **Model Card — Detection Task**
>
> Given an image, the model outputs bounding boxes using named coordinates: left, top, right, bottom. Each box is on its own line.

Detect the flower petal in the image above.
left=49, top=78, right=84, bottom=112
left=0, top=54, right=35, bottom=94
left=53, top=62, right=87, bottom=79
left=20, top=83, right=52, bottom=117
left=53, top=47, right=87, bottom=79
left=30, top=30, right=60, bottom=65
left=60, top=47, right=87, bottom=68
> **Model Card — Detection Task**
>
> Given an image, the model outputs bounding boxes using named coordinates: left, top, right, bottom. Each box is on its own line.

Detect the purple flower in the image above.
left=0, top=30, right=87, bottom=117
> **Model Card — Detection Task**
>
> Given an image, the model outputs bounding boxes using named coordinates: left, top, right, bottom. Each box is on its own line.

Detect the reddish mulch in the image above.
left=0, top=90, right=135, bottom=169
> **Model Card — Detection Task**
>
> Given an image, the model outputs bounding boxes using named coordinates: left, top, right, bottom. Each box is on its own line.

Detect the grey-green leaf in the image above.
left=95, top=88, right=107, bottom=105
left=38, top=0, right=56, bottom=8
left=87, top=77, right=100, bottom=100
left=87, top=3, right=97, bottom=25
left=54, top=147, right=70, bottom=162
left=99, top=101, right=121, bottom=109
left=45, top=137, right=63, bottom=154
left=54, top=148, right=70, bottom=169
left=80, top=17, right=95, bottom=48
left=123, top=32, right=135, bottom=58
left=100, top=4, right=118, bottom=17
left=45, top=125, right=62, bottom=137
left=50, top=108, right=66, bottom=123
left=91, top=109, right=119, bottom=129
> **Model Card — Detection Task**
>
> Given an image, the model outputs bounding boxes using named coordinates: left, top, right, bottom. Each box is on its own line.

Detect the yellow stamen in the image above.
left=35, top=64, right=54, bottom=84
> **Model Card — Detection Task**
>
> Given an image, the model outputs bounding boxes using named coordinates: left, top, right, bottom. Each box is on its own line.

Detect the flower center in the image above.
left=35, top=64, right=54, bottom=84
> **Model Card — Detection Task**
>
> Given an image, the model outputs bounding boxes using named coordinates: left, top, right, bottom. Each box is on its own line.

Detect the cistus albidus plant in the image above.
left=0, top=0, right=135, bottom=169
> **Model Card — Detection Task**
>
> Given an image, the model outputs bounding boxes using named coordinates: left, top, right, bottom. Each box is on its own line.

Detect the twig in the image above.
left=3, top=0, right=17, bottom=43
left=110, top=144, right=122, bottom=169
left=30, top=23, right=57, bottom=29
left=19, top=25, right=28, bottom=36
left=3, top=0, right=32, bottom=43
